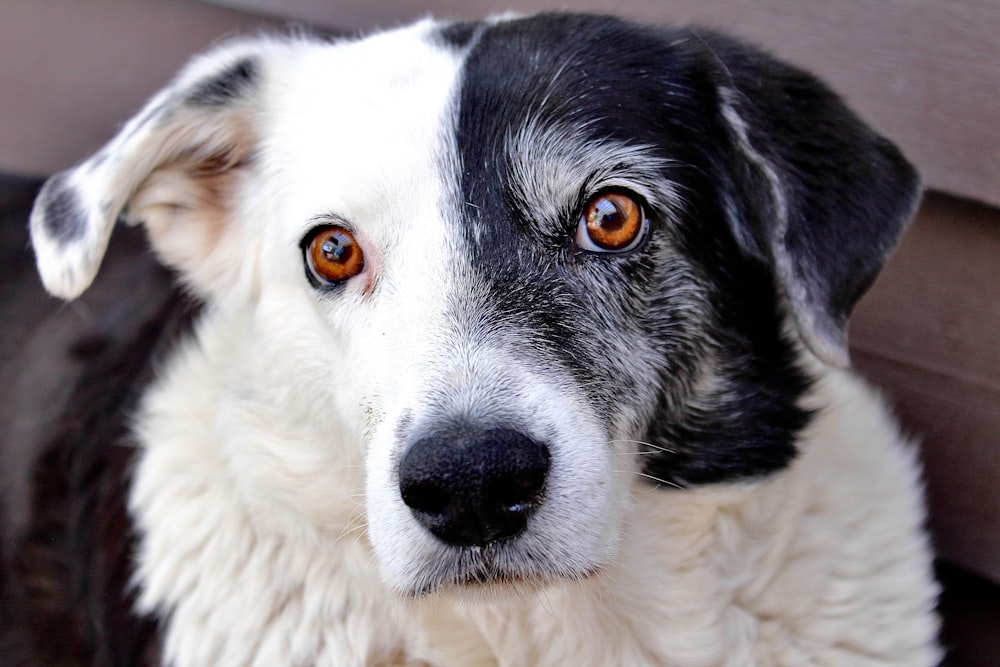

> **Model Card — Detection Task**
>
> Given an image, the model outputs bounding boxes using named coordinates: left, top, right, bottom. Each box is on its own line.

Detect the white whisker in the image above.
left=608, top=439, right=676, bottom=454
left=630, top=471, right=683, bottom=490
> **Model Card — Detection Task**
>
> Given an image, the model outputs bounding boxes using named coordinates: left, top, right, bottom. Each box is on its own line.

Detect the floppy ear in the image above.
left=703, top=33, right=920, bottom=367
left=29, top=39, right=271, bottom=300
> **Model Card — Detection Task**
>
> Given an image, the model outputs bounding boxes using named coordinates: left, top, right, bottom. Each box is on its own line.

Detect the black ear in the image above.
left=702, top=33, right=920, bottom=366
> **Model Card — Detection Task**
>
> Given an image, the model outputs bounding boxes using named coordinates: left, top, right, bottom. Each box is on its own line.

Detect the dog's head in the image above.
left=30, top=15, right=918, bottom=596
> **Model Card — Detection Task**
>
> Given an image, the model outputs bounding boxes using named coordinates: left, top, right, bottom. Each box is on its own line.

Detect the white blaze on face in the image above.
left=250, top=25, right=631, bottom=596
left=126, top=19, right=632, bottom=597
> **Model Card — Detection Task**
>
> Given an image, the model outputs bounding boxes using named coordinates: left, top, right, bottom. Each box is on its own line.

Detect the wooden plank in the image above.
left=0, top=0, right=278, bottom=177
left=213, top=0, right=1000, bottom=207
left=851, top=193, right=1000, bottom=583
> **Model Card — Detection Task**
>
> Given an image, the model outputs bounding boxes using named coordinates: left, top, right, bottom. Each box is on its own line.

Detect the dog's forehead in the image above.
left=262, top=22, right=464, bottom=231
left=450, top=15, right=704, bottom=198
left=251, top=13, right=713, bottom=332
left=265, top=15, right=702, bottom=229
left=435, top=16, right=703, bottom=322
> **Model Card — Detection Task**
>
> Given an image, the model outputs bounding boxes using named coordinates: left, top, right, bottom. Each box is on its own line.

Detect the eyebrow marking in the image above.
left=504, top=120, right=687, bottom=236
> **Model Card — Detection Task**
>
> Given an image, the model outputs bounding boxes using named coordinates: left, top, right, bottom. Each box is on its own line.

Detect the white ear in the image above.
left=29, top=38, right=276, bottom=300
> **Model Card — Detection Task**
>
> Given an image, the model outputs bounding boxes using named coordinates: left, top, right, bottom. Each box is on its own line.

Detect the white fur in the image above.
left=133, top=330, right=941, bottom=665
left=31, top=17, right=940, bottom=666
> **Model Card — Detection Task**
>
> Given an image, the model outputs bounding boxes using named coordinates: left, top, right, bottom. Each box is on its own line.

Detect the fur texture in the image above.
left=27, top=13, right=940, bottom=666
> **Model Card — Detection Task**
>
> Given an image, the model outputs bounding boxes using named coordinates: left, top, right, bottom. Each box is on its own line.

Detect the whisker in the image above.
left=629, top=471, right=683, bottom=490
left=608, top=439, right=676, bottom=454
left=536, top=587, right=557, bottom=619
left=333, top=517, right=368, bottom=544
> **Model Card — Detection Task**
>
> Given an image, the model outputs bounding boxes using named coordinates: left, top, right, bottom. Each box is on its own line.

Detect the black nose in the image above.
left=398, top=428, right=550, bottom=547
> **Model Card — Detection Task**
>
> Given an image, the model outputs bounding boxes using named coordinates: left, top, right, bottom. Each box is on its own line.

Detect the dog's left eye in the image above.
left=574, top=191, right=648, bottom=253
left=303, top=225, right=365, bottom=286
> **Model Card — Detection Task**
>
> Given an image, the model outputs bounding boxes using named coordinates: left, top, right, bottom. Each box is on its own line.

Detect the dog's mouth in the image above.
left=404, top=541, right=602, bottom=598
left=409, top=556, right=536, bottom=598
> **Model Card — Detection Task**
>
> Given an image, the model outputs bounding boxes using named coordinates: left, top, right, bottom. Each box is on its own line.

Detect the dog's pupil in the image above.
left=595, top=199, right=623, bottom=230
left=323, top=238, right=345, bottom=260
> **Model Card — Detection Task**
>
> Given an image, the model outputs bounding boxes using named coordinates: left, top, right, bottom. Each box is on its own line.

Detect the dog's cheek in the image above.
left=203, top=289, right=373, bottom=531
left=563, top=251, right=708, bottom=444
left=363, top=422, right=430, bottom=590
left=634, top=299, right=811, bottom=486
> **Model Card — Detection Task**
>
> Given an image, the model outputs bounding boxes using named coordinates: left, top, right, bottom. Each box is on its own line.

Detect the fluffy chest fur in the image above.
left=27, top=13, right=940, bottom=666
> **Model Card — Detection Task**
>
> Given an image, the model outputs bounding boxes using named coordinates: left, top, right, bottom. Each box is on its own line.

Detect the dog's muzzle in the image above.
left=398, top=427, right=551, bottom=547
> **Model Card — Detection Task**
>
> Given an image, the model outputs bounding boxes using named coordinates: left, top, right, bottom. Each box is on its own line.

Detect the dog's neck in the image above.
left=126, top=308, right=936, bottom=666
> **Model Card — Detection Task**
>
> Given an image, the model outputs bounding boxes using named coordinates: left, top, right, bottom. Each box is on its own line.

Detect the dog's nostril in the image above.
left=400, top=481, right=449, bottom=515
left=398, top=428, right=550, bottom=547
left=486, top=471, right=546, bottom=514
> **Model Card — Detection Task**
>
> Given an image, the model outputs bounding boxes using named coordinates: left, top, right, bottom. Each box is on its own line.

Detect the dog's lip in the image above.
left=403, top=546, right=604, bottom=598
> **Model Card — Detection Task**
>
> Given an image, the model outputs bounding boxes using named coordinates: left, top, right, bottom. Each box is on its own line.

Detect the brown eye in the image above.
left=576, top=191, right=647, bottom=253
left=305, top=226, right=364, bottom=285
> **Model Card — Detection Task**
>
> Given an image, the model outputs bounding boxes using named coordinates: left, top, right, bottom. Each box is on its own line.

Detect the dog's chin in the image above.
left=390, top=541, right=605, bottom=601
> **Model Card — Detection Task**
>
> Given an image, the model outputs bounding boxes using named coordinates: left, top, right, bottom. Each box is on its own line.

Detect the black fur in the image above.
left=436, top=20, right=484, bottom=50
left=8, top=290, right=198, bottom=665
left=700, top=32, right=920, bottom=356
left=36, top=173, right=88, bottom=243
left=446, top=14, right=914, bottom=486
left=185, top=57, right=258, bottom=107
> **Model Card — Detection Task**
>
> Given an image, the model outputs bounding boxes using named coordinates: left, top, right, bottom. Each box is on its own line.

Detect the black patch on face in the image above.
left=638, top=248, right=812, bottom=485
left=446, top=13, right=814, bottom=486
left=37, top=173, right=88, bottom=243
left=186, top=57, right=258, bottom=107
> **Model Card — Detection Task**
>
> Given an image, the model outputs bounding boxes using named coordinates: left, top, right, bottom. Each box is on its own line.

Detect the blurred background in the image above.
left=1, top=1, right=997, bottom=664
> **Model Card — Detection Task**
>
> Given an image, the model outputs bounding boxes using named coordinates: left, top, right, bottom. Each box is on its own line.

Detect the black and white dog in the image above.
left=27, top=13, right=940, bottom=666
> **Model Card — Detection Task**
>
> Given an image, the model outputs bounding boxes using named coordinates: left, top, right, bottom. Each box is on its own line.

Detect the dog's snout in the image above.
left=398, top=428, right=550, bottom=547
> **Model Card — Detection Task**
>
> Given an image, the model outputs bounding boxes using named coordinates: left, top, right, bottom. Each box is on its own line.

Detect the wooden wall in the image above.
left=213, top=0, right=1000, bottom=208
left=0, top=0, right=277, bottom=177
left=3, top=1, right=998, bottom=207
left=852, top=193, right=1000, bottom=584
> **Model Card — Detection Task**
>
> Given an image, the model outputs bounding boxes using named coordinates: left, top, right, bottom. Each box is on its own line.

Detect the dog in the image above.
left=25, top=12, right=940, bottom=666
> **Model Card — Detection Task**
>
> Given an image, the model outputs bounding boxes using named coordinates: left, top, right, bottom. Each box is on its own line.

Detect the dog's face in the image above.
left=30, top=15, right=918, bottom=596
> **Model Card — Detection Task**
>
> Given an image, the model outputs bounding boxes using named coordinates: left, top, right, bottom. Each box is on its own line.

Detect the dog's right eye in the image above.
left=575, top=191, right=648, bottom=253
left=303, top=225, right=365, bottom=286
